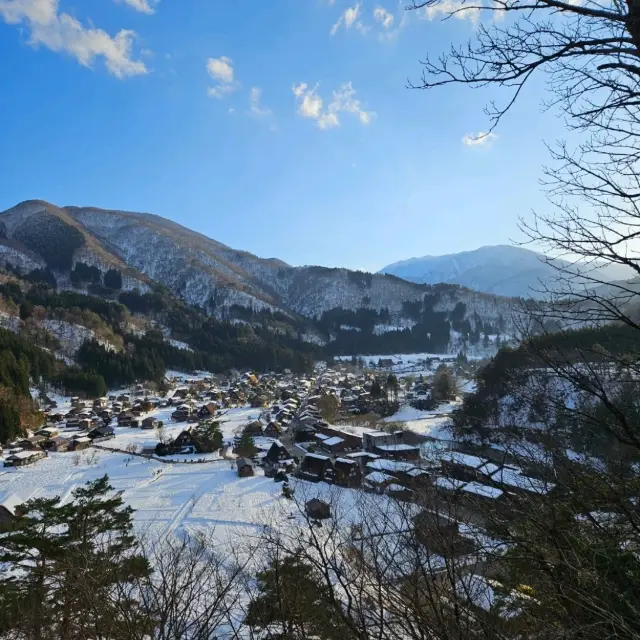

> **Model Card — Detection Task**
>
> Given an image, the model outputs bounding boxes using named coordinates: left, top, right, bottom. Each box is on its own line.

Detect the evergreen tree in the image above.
left=0, top=476, right=149, bottom=639
left=193, top=420, right=223, bottom=453
left=432, top=364, right=457, bottom=402
left=234, top=431, right=257, bottom=457
left=0, top=399, right=21, bottom=443
left=245, top=554, right=350, bottom=639
left=370, top=378, right=383, bottom=398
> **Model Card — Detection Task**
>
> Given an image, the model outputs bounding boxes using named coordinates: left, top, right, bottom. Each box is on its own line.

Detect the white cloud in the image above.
left=249, top=87, right=271, bottom=117
left=0, top=0, right=148, bottom=77
left=330, top=2, right=366, bottom=35
left=206, top=56, right=240, bottom=99
left=418, top=0, right=480, bottom=22
left=207, top=56, right=234, bottom=83
left=114, top=0, right=158, bottom=15
left=292, top=81, right=375, bottom=130
left=373, top=6, right=394, bottom=28
left=462, top=131, right=497, bottom=146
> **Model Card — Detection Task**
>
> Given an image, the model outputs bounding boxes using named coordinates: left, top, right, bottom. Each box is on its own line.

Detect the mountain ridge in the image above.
left=0, top=200, right=521, bottom=354
left=379, top=244, right=636, bottom=298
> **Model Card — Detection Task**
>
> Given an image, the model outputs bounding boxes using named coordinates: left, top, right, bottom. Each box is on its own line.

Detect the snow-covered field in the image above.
left=382, top=403, right=458, bottom=439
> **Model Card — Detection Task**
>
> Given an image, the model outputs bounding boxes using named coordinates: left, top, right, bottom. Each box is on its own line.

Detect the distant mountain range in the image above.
left=0, top=201, right=520, bottom=353
left=379, top=245, right=636, bottom=299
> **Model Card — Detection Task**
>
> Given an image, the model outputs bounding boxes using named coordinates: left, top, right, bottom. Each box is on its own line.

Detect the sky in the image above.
left=0, top=0, right=567, bottom=272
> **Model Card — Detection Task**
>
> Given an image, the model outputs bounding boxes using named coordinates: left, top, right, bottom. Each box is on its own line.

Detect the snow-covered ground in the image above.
left=382, top=402, right=460, bottom=440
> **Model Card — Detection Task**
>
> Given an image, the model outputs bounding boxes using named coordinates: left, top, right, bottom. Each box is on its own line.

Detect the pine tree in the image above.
left=244, top=554, right=350, bottom=639
left=234, top=431, right=257, bottom=457
left=0, top=476, right=149, bottom=639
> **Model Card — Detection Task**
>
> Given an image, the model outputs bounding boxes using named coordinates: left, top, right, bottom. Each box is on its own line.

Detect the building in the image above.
left=334, top=458, right=362, bottom=487
left=236, top=458, right=254, bottom=477
left=362, top=430, right=406, bottom=453
left=298, top=453, right=333, bottom=483
left=4, top=450, right=47, bottom=467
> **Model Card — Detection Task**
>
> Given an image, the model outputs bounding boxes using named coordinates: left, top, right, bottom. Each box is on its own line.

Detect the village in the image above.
left=0, top=353, right=559, bottom=618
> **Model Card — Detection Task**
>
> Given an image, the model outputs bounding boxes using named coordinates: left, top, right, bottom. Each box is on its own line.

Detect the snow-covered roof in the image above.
left=304, top=453, right=330, bottom=461
left=314, top=433, right=329, bottom=441
left=8, top=450, right=42, bottom=460
left=367, top=459, right=416, bottom=473
left=435, top=477, right=467, bottom=491
left=335, top=457, right=357, bottom=465
left=364, top=471, right=395, bottom=484
left=463, top=482, right=503, bottom=499
left=375, top=444, right=420, bottom=452
left=441, top=451, right=487, bottom=469
left=323, top=436, right=344, bottom=446
left=0, top=494, right=23, bottom=516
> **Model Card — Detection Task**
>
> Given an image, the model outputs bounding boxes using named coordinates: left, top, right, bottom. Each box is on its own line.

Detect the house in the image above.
left=71, top=436, right=92, bottom=451
left=118, top=412, right=136, bottom=427
left=236, top=458, right=254, bottom=477
left=0, top=494, right=23, bottom=530
left=17, top=436, right=46, bottom=450
left=264, top=421, right=282, bottom=438
left=173, top=430, right=198, bottom=449
left=321, top=436, right=346, bottom=454
left=88, top=426, right=115, bottom=442
left=305, top=498, right=331, bottom=520
left=197, top=402, right=217, bottom=419
left=364, top=471, right=396, bottom=492
left=4, top=450, right=47, bottom=467
left=298, top=453, right=333, bottom=483
left=41, top=436, right=71, bottom=453
left=440, top=452, right=490, bottom=482
left=265, top=441, right=291, bottom=464
left=141, top=416, right=159, bottom=430
left=363, top=430, right=406, bottom=453
left=373, top=443, right=421, bottom=461
left=334, top=458, right=362, bottom=487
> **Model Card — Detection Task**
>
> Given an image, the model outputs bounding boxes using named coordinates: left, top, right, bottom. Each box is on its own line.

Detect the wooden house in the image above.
left=141, top=416, right=158, bottom=430
left=236, top=458, right=254, bottom=477
left=4, top=450, right=47, bottom=467
left=298, top=453, right=333, bottom=483
left=0, top=495, right=23, bottom=531
left=42, top=436, right=71, bottom=453
left=264, top=421, right=282, bottom=438
left=71, top=436, right=92, bottom=451
left=88, top=426, right=115, bottom=442
left=334, top=458, right=362, bottom=487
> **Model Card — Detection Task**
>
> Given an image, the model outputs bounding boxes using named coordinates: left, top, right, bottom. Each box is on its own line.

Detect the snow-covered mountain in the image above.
left=0, top=201, right=520, bottom=344
left=379, top=245, right=636, bottom=299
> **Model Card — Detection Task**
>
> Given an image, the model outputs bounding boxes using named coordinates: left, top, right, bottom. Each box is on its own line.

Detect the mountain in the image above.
left=379, top=245, right=636, bottom=299
left=0, top=201, right=521, bottom=355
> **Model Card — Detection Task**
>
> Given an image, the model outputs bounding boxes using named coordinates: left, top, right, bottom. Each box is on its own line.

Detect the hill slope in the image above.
left=0, top=201, right=521, bottom=354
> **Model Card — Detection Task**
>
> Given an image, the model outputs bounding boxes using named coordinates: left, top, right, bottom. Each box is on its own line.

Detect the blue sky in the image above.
left=0, top=0, right=564, bottom=271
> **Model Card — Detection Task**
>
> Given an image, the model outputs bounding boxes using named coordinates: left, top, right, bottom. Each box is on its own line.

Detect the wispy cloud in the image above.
left=330, top=2, right=367, bottom=35
left=114, top=0, right=158, bottom=15
left=292, top=81, right=375, bottom=130
left=249, top=87, right=271, bottom=117
left=206, top=56, right=240, bottom=98
left=462, top=131, right=497, bottom=146
left=0, top=0, right=147, bottom=77
left=373, top=6, right=394, bottom=28
left=418, top=0, right=481, bottom=22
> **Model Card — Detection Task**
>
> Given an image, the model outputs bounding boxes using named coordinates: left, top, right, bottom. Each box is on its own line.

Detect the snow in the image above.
left=168, top=339, right=194, bottom=352
left=382, top=404, right=458, bottom=439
